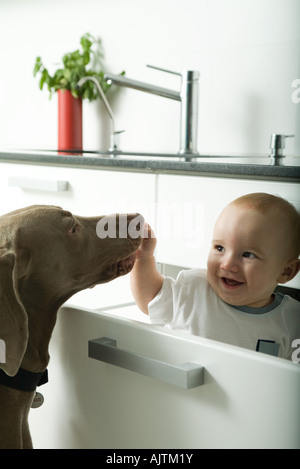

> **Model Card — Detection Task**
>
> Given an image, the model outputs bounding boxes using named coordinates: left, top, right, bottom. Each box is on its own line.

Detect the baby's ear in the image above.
left=277, top=259, right=300, bottom=284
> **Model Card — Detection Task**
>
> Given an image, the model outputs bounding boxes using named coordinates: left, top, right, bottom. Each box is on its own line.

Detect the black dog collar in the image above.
left=0, top=367, right=48, bottom=392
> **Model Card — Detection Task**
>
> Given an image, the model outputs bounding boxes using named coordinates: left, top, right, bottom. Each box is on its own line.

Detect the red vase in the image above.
left=58, top=89, right=82, bottom=152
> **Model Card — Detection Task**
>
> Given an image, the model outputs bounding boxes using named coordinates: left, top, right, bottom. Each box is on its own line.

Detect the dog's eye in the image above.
left=68, top=224, right=77, bottom=234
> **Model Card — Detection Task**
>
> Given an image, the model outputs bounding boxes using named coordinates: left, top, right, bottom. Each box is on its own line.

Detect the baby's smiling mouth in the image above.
left=221, top=277, right=244, bottom=288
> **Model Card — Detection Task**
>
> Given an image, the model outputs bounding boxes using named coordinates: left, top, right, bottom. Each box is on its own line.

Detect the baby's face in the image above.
left=207, top=203, right=289, bottom=308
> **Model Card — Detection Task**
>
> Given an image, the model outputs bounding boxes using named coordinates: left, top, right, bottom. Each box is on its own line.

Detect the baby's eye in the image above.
left=243, top=251, right=256, bottom=258
left=215, top=245, right=225, bottom=253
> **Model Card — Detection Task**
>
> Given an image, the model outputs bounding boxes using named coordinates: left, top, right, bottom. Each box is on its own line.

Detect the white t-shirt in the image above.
left=148, top=269, right=300, bottom=361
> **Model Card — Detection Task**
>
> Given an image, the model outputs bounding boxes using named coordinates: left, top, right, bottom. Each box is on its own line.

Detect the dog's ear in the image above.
left=0, top=253, right=28, bottom=376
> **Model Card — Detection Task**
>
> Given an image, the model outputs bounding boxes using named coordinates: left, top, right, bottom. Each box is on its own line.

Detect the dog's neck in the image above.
left=21, top=290, right=60, bottom=373
left=18, top=277, right=71, bottom=373
left=20, top=302, right=60, bottom=373
left=18, top=271, right=79, bottom=373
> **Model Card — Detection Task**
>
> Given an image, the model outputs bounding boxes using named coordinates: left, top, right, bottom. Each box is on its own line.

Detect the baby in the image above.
left=130, top=193, right=300, bottom=361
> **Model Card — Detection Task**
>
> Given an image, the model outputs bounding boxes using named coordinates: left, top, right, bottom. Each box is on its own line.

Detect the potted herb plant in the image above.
left=33, top=33, right=121, bottom=152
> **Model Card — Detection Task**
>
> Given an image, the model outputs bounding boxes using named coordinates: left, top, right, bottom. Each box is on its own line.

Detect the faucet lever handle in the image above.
left=146, top=64, right=181, bottom=76
left=284, top=134, right=295, bottom=139
left=270, top=133, right=295, bottom=151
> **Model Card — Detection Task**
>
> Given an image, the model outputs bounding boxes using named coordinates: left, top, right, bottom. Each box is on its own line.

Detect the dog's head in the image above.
left=0, top=205, right=143, bottom=376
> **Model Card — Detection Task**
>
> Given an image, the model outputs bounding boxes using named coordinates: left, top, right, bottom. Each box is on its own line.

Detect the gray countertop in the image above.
left=1, top=150, right=300, bottom=181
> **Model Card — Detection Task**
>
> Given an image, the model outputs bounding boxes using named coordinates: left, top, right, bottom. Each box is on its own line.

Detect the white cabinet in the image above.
left=0, top=162, right=156, bottom=219
left=155, top=174, right=300, bottom=288
left=1, top=161, right=299, bottom=292
left=1, top=161, right=298, bottom=449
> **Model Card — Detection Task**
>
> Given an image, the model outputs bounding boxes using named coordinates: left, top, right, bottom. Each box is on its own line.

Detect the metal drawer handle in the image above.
left=88, top=337, right=204, bottom=389
left=8, top=176, right=69, bottom=192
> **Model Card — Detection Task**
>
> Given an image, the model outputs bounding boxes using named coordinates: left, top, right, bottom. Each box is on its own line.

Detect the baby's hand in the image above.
left=137, top=223, right=157, bottom=260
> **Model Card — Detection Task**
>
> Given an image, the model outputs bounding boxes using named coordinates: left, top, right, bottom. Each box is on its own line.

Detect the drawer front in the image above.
left=29, top=307, right=300, bottom=449
left=156, top=175, right=300, bottom=288
left=0, top=163, right=156, bottom=220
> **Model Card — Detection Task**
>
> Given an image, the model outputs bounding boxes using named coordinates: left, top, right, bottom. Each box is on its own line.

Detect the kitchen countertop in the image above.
left=0, top=150, right=300, bottom=181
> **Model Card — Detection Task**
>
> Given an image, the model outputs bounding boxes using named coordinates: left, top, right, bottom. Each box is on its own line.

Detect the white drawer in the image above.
left=0, top=162, right=157, bottom=221
left=155, top=174, right=300, bottom=288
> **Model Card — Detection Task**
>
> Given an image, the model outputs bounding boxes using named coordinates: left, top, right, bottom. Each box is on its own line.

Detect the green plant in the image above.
left=33, top=33, right=123, bottom=101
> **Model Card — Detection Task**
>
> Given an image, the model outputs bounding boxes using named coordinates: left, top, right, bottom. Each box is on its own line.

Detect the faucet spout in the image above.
left=104, top=68, right=200, bottom=159
left=104, top=73, right=180, bottom=101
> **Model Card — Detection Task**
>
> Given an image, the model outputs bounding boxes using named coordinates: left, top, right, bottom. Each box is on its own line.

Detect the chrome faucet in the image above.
left=104, top=65, right=200, bottom=160
left=76, top=76, right=123, bottom=152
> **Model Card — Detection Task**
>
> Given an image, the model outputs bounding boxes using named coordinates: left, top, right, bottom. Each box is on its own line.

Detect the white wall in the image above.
left=0, top=0, right=299, bottom=160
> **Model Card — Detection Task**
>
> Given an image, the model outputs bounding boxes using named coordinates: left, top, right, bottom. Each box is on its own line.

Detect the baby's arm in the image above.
left=130, top=224, right=163, bottom=314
